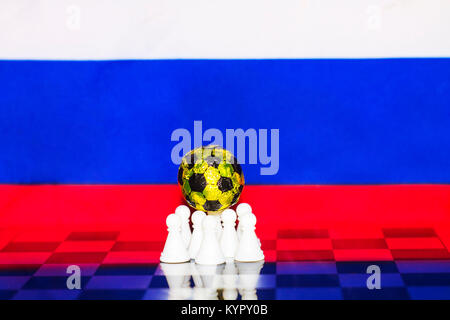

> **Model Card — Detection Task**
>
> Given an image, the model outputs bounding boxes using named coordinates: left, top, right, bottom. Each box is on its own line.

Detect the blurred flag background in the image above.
left=0, top=0, right=449, bottom=239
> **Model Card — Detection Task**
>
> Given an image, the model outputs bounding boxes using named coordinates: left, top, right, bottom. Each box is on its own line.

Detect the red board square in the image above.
left=329, top=228, right=384, bottom=239
left=391, top=249, right=450, bottom=260
left=332, top=239, right=387, bottom=250
left=277, top=239, right=333, bottom=251
left=277, top=250, right=334, bottom=261
left=263, top=250, right=277, bottom=262
left=2, top=242, right=60, bottom=252
left=55, top=241, right=115, bottom=252
left=103, top=251, right=161, bottom=264
left=386, top=237, right=445, bottom=250
left=383, top=228, right=436, bottom=238
left=333, top=249, right=393, bottom=261
left=46, top=252, right=107, bottom=264
left=278, top=229, right=329, bottom=239
left=111, top=241, right=164, bottom=252
left=0, top=252, right=51, bottom=264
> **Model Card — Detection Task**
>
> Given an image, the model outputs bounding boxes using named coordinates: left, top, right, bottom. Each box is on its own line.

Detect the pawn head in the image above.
left=191, top=210, right=206, bottom=225
left=236, top=203, right=252, bottom=217
left=175, top=205, right=191, bottom=219
left=240, top=212, right=256, bottom=226
left=166, top=213, right=181, bottom=228
left=221, top=209, right=237, bottom=222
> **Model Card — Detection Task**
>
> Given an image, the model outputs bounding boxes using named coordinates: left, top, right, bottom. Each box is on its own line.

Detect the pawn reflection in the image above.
left=196, top=263, right=225, bottom=300
left=159, top=262, right=192, bottom=300
left=221, top=259, right=239, bottom=300
left=189, top=261, right=204, bottom=300
left=160, top=260, right=264, bottom=300
left=236, top=260, right=264, bottom=300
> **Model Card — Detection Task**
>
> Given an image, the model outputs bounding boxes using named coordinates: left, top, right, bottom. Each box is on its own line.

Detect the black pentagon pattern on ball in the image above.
left=228, top=155, right=242, bottom=175
left=232, top=192, right=240, bottom=204
left=209, top=147, right=218, bottom=157
left=232, top=163, right=242, bottom=175
left=189, top=173, right=207, bottom=192
left=177, top=167, right=183, bottom=185
left=186, top=153, right=201, bottom=169
left=217, top=177, right=233, bottom=192
left=203, top=200, right=222, bottom=212
left=204, top=155, right=221, bottom=168
left=231, top=185, right=244, bottom=204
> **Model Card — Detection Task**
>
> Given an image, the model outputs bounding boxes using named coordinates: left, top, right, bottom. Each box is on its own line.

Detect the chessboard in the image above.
left=0, top=226, right=449, bottom=300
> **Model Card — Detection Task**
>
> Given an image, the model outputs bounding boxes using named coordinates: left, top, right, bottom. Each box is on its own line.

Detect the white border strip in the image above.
left=1, top=0, right=450, bottom=60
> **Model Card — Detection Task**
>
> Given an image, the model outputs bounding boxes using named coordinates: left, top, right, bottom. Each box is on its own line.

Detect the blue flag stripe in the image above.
left=0, top=59, right=449, bottom=184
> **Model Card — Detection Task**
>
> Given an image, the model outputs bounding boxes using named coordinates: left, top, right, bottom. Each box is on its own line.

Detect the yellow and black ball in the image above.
left=178, top=146, right=244, bottom=214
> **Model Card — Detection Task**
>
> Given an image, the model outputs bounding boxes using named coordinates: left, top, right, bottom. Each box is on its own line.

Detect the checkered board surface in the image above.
left=0, top=227, right=449, bottom=300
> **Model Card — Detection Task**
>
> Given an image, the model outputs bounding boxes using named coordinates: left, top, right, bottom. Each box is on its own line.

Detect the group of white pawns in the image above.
left=160, top=203, right=264, bottom=264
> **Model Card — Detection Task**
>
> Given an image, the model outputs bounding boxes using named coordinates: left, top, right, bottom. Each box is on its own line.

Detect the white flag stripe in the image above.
left=1, top=0, right=450, bottom=60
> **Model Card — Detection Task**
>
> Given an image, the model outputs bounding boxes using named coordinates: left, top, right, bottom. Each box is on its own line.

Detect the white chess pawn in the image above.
left=238, top=212, right=261, bottom=248
left=220, top=209, right=239, bottom=258
left=160, top=214, right=190, bottom=263
left=215, top=215, right=223, bottom=240
left=235, top=213, right=264, bottom=262
left=195, top=215, right=225, bottom=265
left=236, top=203, right=252, bottom=240
left=175, top=205, right=192, bottom=247
left=188, top=210, right=206, bottom=259
left=207, top=214, right=222, bottom=240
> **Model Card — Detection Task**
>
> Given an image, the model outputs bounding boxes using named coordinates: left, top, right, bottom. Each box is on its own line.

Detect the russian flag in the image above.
left=0, top=0, right=449, bottom=246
